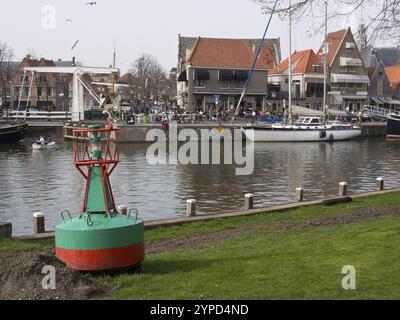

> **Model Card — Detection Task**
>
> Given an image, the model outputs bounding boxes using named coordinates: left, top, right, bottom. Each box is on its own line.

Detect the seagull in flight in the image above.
left=66, top=19, right=73, bottom=22
left=85, top=1, right=97, bottom=5
left=71, top=40, right=79, bottom=50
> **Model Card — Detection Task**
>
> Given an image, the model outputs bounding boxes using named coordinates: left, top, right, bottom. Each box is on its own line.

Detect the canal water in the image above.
left=1, top=130, right=400, bottom=235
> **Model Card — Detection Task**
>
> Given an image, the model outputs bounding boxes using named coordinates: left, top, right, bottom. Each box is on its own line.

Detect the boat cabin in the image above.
left=295, top=117, right=323, bottom=126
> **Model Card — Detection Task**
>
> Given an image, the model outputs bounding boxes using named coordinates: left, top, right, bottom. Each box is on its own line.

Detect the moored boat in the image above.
left=386, top=113, right=400, bottom=140
left=0, top=122, right=29, bottom=143
left=242, top=117, right=361, bottom=142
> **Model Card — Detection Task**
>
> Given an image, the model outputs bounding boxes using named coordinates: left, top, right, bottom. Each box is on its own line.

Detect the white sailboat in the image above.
left=242, top=1, right=362, bottom=142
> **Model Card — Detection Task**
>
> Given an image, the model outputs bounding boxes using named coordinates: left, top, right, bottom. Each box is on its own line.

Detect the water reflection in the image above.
left=1, top=136, right=400, bottom=235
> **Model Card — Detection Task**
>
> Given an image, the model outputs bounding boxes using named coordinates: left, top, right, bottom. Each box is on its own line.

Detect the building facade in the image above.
left=318, top=28, right=370, bottom=112
left=10, top=56, right=73, bottom=111
left=361, top=46, right=400, bottom=108
left=384, top=64, right=400, bottom=108
left=267, top=49, right=325, bottom=114
left=177, top=36, right=281, bottom=112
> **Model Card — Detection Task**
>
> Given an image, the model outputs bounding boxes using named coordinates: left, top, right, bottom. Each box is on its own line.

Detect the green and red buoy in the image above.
left=55, top=123, right=145, bottom=271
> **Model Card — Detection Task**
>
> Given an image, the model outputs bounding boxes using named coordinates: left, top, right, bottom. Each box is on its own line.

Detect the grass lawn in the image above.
left=101, top=215, right=400, bottom=300
left=1, top=191, right=400, bottom=299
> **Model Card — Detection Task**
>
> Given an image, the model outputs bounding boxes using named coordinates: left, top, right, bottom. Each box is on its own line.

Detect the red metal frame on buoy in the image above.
left=73, top=125, right=120, bottom=213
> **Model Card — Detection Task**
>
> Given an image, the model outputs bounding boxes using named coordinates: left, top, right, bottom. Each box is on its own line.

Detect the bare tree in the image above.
left=0, top=41, right=14, bottom=108
left=148, top=58, right=166, bottom=100
left=131, top=53, right=153, bottom=79
left=254, top=0, right=400, bottom=43
left=130, top=53, right=167, bottom=104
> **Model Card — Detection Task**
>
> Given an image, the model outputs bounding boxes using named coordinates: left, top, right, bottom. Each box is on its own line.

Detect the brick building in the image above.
left=267, top=49, right=325, bottom=114
left=10, top=55, right=72, bottom=111
left=318, top=28, right=370, bottom=111
left=177, top=36, right=281, bottom=112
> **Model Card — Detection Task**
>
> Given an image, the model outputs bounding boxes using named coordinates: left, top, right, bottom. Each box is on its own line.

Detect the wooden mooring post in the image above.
left=338, top=182, right=348, bottom=196
left=187, top=199, right=197, bottom=217
left=33, top=212, right=45, bottom=234
left=244, top=194, right=254, bottom=210
left=296, top=188, right=304, bottom=202
left=376, top=177, right=384, bottom=191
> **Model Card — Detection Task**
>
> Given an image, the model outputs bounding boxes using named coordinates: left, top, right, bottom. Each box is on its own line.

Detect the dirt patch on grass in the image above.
left=0, top=249, right=110, bottom=300
left=146, top=206, right=400, bottom=254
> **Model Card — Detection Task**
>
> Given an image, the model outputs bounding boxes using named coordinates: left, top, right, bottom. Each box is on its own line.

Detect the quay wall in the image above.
left=360, top=123, right=386, bottom=137
left=60, top=122, right=387, bottom=143
left=119, top=122, right=387, bottom=143
left=11, top=188, right=400, bottom=241
left=118, top=124, right=240, bottom=143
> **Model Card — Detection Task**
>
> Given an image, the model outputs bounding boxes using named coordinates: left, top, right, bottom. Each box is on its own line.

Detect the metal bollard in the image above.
left=376, top=177, right=384, bottom=191
left=244, top=194, right=254, bottom=210
left=296, top=188, right=304, bottom=202
left=117, top=205, right=128, bottom=216
left=338, top=182, right=348, bottom=196
left=33, top=212, right=45, bottom=234
left=187, top=199, right=197, bottom=217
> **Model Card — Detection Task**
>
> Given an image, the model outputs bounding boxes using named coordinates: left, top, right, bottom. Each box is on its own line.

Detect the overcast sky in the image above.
left=0, top=0, right=390, bottom=73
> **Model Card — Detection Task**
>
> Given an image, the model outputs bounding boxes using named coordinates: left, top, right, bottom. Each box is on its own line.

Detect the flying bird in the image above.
left=85, top=1, right=97, bottom=5
left=66, top=19, right=73, bottom=22
left=71, top=40, right=79, bottom=50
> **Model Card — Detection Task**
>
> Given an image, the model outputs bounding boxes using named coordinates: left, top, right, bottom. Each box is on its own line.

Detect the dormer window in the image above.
left=345, top=42, right=356, bottom=52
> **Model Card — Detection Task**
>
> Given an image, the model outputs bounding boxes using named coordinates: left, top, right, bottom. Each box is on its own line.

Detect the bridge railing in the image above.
left=363, top=105, right=391, bottom=118
left=4, top=111, right=72, bottom=121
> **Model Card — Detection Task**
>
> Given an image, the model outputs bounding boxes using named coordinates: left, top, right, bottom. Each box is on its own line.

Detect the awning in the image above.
left=370, top=97, right=383, bottom=105
left=331, top=73, right=370, bottom=84
left=332, top=95, right=344, bottom=104
left=219, top=70, right=235, bottom=81
left=177, top=71, right=187, bottom=82
left=235, top=70, right=249, bottom=81
left=340, top=57, right=363, bottom=67
left=379, top=97, right=400, bottom=105
left=326, top=108, right=348, bottom=116
left=342, top=95, right=368, bottom=100
left=345, top=42, right=356, bottom=49
left=194, top=69, right=210, bottom=81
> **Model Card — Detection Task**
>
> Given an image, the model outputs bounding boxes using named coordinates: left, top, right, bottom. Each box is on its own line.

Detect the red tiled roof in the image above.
left=117, top=73, right=134, bottom=84
left=12, top=57, right=56, bottom=80
left=270, top=49, right=323, bottom=75
left=25, top=58, right=55, bottom=67
left=385, top=64, right=400, bottom=86
left=188, top=38, right=276, bottom=70
left=317, top=29, right=348, bottom=66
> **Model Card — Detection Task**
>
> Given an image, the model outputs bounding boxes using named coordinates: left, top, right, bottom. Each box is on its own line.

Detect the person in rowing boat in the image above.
left=38, top=136, right=46, bottom=145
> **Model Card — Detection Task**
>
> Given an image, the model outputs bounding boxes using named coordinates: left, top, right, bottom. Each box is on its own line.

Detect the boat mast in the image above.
left=288, top=0, right=292, bottom=123
left=112, top=41, right=116, bottom=94
left=323, top=1, right=328, bottom=121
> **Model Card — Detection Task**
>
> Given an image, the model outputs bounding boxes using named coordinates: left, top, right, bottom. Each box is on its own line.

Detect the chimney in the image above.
left=72, top=57, right=76, bottom=66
